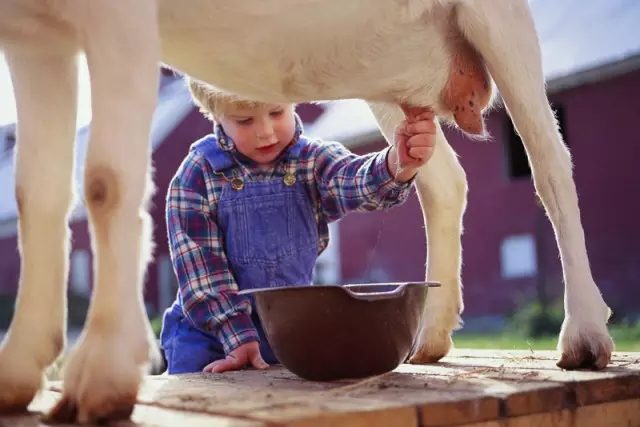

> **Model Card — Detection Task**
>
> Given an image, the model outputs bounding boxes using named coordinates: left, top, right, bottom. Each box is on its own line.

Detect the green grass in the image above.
left=453, top=325, right=640, bottom=352
left=146, top=310, right=640, bottom=353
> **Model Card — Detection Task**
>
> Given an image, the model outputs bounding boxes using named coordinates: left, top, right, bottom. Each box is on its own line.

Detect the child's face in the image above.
left=215, top=103, right=297, bottom=165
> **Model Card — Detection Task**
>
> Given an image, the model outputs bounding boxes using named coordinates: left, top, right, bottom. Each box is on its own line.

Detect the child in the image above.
left=160, top=78, right=437, bottom=375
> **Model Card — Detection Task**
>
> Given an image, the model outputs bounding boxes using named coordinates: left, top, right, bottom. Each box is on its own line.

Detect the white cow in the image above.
left=0, top=0, right=614, bottom=423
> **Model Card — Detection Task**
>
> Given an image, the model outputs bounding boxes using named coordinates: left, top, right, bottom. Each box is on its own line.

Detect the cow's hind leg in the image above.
left=456, top=0, right=613, bottom=369
left=0, top=51, right=78, bottom=412
left=367, top=102, right=467, bottom=363
left=45, top=1, right=161, bottom=423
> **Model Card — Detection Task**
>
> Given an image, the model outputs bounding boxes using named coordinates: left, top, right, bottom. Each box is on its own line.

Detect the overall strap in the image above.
left=191, top=135, right=235, bottom=172
left=191, top=116, right=311, bottom=188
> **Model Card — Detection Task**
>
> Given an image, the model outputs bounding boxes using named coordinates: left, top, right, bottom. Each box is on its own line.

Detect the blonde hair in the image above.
left=186, top=77, right=269, bottom=121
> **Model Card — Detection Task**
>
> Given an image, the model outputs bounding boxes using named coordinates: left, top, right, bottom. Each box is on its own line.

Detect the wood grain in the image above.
left=5, top=349, right=639, bottom=427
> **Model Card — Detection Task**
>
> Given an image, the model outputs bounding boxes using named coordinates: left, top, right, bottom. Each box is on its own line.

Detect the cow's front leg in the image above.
left=367, top=102, right=467, bottom=363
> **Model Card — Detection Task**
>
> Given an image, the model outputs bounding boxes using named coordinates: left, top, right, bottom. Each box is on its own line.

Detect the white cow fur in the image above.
left=0, top=0, right=614, bottom=423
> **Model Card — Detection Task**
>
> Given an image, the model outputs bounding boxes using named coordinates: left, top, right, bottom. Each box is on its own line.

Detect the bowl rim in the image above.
left=237, top=281, right=441, bottom=301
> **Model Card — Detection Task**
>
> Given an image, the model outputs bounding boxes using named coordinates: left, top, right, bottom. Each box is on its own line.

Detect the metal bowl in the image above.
left=238, top=281, right=440, bottom=381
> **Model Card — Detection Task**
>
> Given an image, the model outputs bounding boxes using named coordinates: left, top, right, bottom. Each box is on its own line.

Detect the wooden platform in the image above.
left=3, top=349, right=640, bottom=426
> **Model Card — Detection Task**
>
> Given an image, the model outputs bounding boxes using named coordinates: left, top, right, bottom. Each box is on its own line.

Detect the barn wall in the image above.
left=336, top=69, right=640, bottom=321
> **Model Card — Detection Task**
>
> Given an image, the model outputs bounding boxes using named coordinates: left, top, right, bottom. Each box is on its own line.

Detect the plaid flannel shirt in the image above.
left=166, top=119, right=415, bottom=355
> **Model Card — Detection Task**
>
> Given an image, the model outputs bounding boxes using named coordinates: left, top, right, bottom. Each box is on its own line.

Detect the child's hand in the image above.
left=203, top=341, right=269, bottom=373
left=389, top=106, right=437, bottom=182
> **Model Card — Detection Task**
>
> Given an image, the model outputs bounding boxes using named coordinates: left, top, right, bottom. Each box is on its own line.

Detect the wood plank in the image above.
left=390, top=364, right=566, bottom=420
left=246, top=397, right=418, bottom=427
left=126, top=369, right=549, bottom=426
left=573, top=397, right=640, bottom=426
left=433, top=349, right=640, bottom=408
left=131, top=350, right=638, bottom=426
left=39, top=349, right=640, bottom=427
left=135, top=373, right=421, bottom=427
left=0, top=390, right=264, bottom=427
left=502, top=410, right=571, bottom=427
left=457, top=398, right=640, bottom=427
left=459, top=410, right=572, bottom=427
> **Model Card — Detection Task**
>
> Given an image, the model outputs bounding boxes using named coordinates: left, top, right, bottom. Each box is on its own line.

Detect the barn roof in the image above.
left=306, top=0, right=640, bottom=142
left=0, top=74, right=193, bottom=224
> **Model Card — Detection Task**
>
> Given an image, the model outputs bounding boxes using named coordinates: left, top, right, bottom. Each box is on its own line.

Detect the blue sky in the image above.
left=0, top=53, right=93, bottom=128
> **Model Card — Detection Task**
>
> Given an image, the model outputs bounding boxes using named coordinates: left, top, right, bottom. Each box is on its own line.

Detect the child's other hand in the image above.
left=394, top=106, right=437, bottom=169
left=203, top=341, right=269, bottom=373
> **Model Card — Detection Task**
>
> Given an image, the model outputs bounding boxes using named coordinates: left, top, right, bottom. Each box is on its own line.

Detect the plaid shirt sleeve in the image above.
left=311, top=141, right=415, bottom=221
left=165, top=150, right=259, bottom=355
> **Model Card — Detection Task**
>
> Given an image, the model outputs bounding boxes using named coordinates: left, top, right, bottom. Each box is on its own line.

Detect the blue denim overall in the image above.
left=161, top=136, right=319, bottom=374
